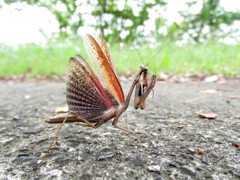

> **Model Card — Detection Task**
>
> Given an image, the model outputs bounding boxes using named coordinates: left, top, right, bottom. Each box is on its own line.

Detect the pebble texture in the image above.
left=0, top=80, right=239, bottom=179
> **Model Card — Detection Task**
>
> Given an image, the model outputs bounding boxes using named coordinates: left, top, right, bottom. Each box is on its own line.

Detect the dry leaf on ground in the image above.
left=198, top=113, right=218, bottom=119
left=199, top=89, right=218, bottom=94
left=217, top=80, right=227, bottom=84
left=229, top=96, right=240, bottom=99
left=55, top=106, right=69, bottom=113
left=198, top=150, right=204, bottom=155
left=234, top=115, right=240, bottom=119
left=87, top=167, right=93, bottom=176
left=204, top=75, right=218, bottom=82
left=233, top=143, right=239, bottom=148
left=178, top=124, right=187, bottom=128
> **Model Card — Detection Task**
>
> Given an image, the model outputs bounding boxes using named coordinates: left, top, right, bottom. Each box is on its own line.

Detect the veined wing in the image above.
left=95, top=36, right=118, bottom=78
left=84, top=34, right=124, bottom=106
left=66, top=55, right=113, bottom=121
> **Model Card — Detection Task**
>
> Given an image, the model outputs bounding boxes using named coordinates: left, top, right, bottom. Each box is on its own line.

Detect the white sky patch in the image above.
left=56, top=1, right=67, bottom=12
left=117, top=0, right=125, bottom=11
left=0, top=2, right=59, bottom=47
left=221, top=0, right=240, bottom=11
left=165, top=0, right=185, bottom=24
left=128, top=0, right=141, bottom=16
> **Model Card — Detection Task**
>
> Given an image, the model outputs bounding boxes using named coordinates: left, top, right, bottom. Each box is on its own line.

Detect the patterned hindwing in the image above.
left=66, top=55, right=113, bottom=121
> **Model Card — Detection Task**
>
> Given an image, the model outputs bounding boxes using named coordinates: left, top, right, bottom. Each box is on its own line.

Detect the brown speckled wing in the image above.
left=66, top=55, right=113, bottom=121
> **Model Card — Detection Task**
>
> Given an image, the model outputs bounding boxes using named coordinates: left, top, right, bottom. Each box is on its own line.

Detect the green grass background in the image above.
left=0, top=39, right=239, bottom=78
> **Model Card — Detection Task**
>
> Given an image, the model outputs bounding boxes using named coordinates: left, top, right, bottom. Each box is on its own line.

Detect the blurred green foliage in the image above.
left=178, top=0, right=240, bottom=42
left=1, top=39, right=239, bottom=77
left=92, top=0, right=166, bottom=43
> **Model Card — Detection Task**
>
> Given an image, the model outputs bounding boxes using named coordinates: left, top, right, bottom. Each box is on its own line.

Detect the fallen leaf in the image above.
left=237, top=134, right=240, bottom=138
left=147, top=165, right=161, bottom=173
left=234, top=115, right=240, bottom=119
left=55, top=106, right=69, bottom=113
left=217, top=80, right=227, bottom=84
left=178, top=124, right=187, bottom=128
left=189, top=81, right=199, bottom=85
left=87, top=167, right=93, bottom=176
left=24, top=95, right=31, bottom=99
left=233, top=143, right=239, bottom=148
left=198, top=113, right=218, bottom=119
left=158, top=128, right=162, bottom=131
left=229, top=96, right=240, bottom=99
left=199, top=89, right=218, bottom=94
left=198, top=150, right=204, bottom=155
left=159, top=72, right=168, bottom=80
left=228, top=120, right=237, bottom=123
left=187, top=148, right=196, bottom=153
left=204, top=75, right=218, bottom=82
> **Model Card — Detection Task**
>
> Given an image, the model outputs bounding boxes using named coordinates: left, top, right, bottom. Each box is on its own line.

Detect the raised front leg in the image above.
left=134, top=71, right=149, bottom=109
left=123, top=69, right=144, bottom=111
left=134, top=74, right=156, bottom=109
left=111, top=71, right=158, bottom=172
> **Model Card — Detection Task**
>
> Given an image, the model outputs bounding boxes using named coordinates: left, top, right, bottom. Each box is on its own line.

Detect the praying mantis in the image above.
left=40, top=34, right=157, bottom=168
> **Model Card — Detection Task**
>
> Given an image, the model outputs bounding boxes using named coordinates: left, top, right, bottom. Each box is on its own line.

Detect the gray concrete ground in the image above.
left=0, top=80, right=239, bottom=179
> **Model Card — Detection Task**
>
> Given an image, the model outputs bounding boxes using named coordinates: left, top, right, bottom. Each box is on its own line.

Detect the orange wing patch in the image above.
left=84, top=34, right=124, bottom=105
left=96, top=36, right=118, bottom=77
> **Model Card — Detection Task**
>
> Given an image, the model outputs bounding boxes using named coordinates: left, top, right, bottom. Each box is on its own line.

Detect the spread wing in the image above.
left=95, top=36, right=118, bottom=78
left=66, top=55, right=113, bottom=121
left=83, top=34, right=124, bottom=106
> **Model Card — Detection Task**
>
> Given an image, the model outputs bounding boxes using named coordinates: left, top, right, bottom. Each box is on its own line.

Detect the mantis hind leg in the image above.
left=39, top=111, right=96, bottom=167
